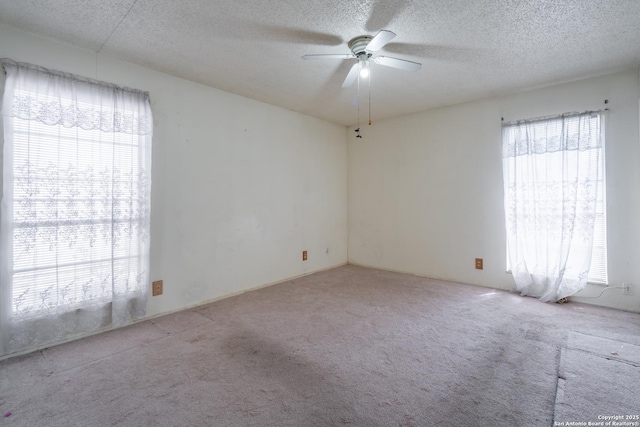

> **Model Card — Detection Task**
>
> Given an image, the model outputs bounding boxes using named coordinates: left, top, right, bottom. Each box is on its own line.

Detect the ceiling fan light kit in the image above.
left=302, top=30, right=422, bottom=138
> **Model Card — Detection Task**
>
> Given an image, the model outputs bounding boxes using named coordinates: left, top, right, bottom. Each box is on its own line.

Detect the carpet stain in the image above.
left=188, top=334, right=209, bottom=343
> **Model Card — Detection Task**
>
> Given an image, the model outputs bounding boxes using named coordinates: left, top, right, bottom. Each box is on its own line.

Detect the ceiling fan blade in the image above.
left=342, top=63, right=360, bottom=88
left=373, top=56, right=421, bottom=71
left=302, top=54, right=355, bottom=60
left=365, top=30, right=396, bottom=52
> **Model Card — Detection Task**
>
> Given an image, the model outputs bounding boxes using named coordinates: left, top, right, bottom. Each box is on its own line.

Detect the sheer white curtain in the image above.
left=0, top=59, right=153, bottom=356
left=502, top=112, right=604, bottom=302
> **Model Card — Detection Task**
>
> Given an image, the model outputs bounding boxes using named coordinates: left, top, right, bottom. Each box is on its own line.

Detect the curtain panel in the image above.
left=502, top=112, right=604, bottom=302
left=0, top=59, right=153, bottom=356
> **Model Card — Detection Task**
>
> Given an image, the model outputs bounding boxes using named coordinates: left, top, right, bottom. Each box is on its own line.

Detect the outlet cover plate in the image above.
left=623, top=283, right=634, bottom=296
left=152, top=280, right=163, bottom=296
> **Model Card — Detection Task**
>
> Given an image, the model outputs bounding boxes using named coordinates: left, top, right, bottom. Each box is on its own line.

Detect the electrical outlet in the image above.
left=302, top=250, right=308, bottom=261
left=475, top=258, right=483, bottom=270
left=152, top=280, right=163, bottom=296
left=623, top=283, right=634, bottom=296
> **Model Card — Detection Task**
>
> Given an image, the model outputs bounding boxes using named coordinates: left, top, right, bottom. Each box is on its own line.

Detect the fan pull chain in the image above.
left=357, top=70, right=360, bottom=129
left=368, top=62, right=372, bottom=126
left=355, top=65, right=362, bottom=139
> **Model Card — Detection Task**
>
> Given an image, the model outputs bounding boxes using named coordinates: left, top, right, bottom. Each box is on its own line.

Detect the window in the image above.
left=0, top=59, right=153, bottom=356
left=503, top=111, right=606, bottom=302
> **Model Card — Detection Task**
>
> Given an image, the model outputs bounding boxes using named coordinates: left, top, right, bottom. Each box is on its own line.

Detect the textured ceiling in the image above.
left=2, top=0, right=640, bottom=126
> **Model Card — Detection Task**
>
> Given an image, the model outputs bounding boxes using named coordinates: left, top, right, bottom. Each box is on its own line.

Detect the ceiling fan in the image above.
left=302, top=30, right=422, bottom=88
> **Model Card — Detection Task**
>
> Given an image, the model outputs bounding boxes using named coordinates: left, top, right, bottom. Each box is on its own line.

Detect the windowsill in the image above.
left=504, top=270, right=608, bottom=287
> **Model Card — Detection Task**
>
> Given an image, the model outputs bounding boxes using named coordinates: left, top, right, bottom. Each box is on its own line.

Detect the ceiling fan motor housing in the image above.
left=348, top=36, right=374, bottom=59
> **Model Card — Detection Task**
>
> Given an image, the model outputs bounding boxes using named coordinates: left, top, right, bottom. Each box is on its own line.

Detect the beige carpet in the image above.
left=1, top=265, right=639, bottom=426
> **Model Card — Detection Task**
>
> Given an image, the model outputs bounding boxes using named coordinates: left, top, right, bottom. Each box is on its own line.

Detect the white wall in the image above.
left=349, top=69, right=640, bottom=313
left=3, top=23, right=639, bottom=325
left=0, top=24, right=348, bottom=319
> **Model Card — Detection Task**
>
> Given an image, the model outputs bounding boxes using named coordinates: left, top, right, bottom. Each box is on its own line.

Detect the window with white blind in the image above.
left=503, top=111, right=607, bottom=302
left=0, top=59, right=153, bottom=356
